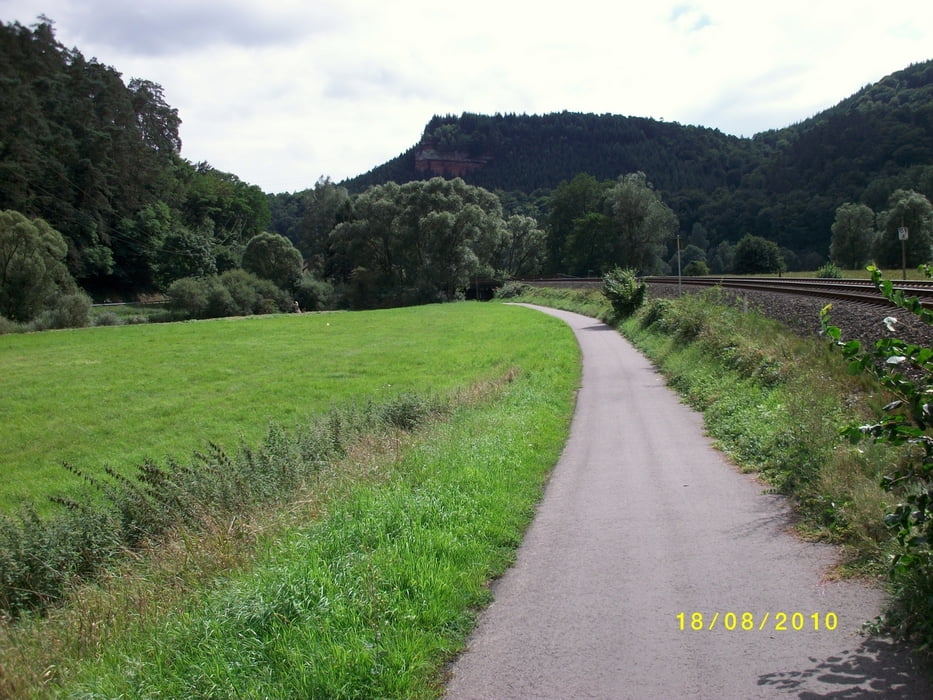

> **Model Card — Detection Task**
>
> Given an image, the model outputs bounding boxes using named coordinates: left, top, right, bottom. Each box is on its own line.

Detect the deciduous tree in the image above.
left=242, top=232, right=303, bottom=291
left=0, top=210, right=77, bottom=321
left=830, top=202, right=876, bottom=268
left=546, top=173, right=611, bottom=274
left=874, top=190, right=933, bottom=269
left=604, top=172, right=678, bottom=274
left=561, top=212, right=612, bottom=277
left=497, top=215, right=546, bottom=277
left=330, top=178, right=507, bottom=307
left=708, top=240, right=735, bottom=274
left=299, top=177, right=351, bottom=275
left=732, top=233, right=785, bottom=274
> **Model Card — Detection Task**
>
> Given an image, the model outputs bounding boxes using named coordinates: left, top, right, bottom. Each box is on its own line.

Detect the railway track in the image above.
left=523, top=276, right=933, bottom=310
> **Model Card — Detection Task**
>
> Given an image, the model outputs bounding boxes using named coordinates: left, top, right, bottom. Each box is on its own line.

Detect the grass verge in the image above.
left=496, top=282, right=611, bottom=319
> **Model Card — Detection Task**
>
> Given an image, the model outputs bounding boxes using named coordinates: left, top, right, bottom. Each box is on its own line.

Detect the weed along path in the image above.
left=444, top=305, right=932, bottom=699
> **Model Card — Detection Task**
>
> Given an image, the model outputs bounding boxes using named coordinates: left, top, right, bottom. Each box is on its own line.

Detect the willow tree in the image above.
left=604, top=172, right=678, bottom=275
left=0, top=210, right=77, bottom=321
left=330, top=178, right=508, bottom=307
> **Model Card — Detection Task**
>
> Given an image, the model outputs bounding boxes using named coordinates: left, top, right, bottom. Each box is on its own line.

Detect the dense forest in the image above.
left=2, top=16, right=932, bottom=323
left=0, top=19, right=273, bottom=308
left=345, top=112, right=758, bottom=195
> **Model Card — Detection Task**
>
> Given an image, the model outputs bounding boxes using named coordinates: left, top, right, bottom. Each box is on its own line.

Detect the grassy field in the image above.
left=0, top=303, right=560, bottom=511
left=1, top=302, right=581, bottom=697
left=57, top=356, right=577, bottom=697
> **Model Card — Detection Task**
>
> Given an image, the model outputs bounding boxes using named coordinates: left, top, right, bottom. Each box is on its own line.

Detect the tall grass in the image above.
left=0, top=394, right=449, bottom=618
left=626, top=292, right=933, bottom=649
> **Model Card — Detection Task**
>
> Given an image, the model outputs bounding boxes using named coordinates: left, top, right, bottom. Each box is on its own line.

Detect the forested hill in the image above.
left=342, top=60, right=933, bottom=258
left=343, top=112, right=759, bottom=195
left=751, top=60, right=933, bottom=208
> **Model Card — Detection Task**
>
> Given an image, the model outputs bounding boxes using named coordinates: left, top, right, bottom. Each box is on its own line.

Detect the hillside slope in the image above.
left=344, top=112, right=761, bottom=195
left=340, top=61, right=933, bottom=258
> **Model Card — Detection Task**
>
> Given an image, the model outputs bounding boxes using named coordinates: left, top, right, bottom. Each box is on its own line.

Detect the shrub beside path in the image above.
left=444, top=305, right=932, bottom=699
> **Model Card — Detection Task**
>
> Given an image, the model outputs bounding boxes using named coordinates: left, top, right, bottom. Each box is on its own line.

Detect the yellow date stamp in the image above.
left=676, top=611, right=838, bottom=632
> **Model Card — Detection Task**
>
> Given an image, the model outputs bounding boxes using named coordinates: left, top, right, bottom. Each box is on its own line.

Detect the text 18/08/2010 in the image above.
left=676, top=611, right=838, bottom=632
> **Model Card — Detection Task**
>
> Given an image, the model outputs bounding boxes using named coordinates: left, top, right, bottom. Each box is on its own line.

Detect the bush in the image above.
left=822, top=265, right=933, bottom=651
left=0, top=314, right=25, bottom=334
left=654, top=287, right=728, bottom=342
left=683, top=260, right=710, bottom=276
left=167, top=277, right=210, bottom=318
left=168, top=273, right=291, bottom=320
left=495, top=281, right=532, bottom=299
left=639, top=297, right=674, bottom=329
left=293, top=272, right=334, bottom=311
left=817, top=262, right=844, bottom=278
left=602, top=267, right=646, bottom=318
left=218, top=269, right=260, bottom=315
left=93, top=311, right=123, bottom=327
left=222, top=270, right=290, bottom=316
left=205, top=282, right=238, bottom=318
left=30, top=292, right=92, bottom=330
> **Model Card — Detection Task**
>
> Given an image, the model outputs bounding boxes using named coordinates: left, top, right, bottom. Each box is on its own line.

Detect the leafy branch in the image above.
left=821, top=265, right=933, bottom=646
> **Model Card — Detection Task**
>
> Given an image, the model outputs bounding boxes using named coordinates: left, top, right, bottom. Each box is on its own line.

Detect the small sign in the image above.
left=898, top=226, right=909, bottom=241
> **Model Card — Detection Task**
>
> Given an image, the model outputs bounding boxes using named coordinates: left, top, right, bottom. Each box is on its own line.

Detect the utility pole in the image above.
left=676, top=234, right=682, bottom=296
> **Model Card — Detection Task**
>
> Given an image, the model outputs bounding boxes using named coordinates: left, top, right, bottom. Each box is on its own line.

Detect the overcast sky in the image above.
left=2, top=1, right=932, bottom=194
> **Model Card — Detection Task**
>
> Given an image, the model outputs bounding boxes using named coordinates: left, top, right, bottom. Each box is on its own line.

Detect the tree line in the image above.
left=9, top=158, right=931, bottom=328
left=268, top=176, right=546, bottom=309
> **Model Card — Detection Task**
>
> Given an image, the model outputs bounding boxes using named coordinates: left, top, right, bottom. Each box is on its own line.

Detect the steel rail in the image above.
left=520, top=276, right=933, bottom=309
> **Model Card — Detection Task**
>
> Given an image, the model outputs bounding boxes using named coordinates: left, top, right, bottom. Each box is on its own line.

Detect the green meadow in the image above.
left=1, top=302, right=581, bottom=697
left=0, top=303, right=564, bottom=511
left=58, top=351, right=578, bottom=697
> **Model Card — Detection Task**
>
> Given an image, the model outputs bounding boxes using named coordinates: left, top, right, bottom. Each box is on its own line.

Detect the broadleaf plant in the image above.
left=602, top=266, right=646, bottom=319
left=821, top=265, right=933, bottom=648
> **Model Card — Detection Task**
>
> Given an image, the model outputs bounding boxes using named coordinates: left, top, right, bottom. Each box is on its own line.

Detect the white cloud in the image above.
left=2, top=0, right=932, bottom=192
left=22, top=0, right=343, bottom=55
left=671, top=4, right=712, bottom=34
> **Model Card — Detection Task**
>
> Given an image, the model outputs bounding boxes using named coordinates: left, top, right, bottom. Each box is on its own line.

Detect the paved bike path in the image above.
left=444, top=305, right=931, bottom=699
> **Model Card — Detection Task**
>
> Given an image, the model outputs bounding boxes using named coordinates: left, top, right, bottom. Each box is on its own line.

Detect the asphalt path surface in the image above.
left=444, top=305, right=932, bottom=699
